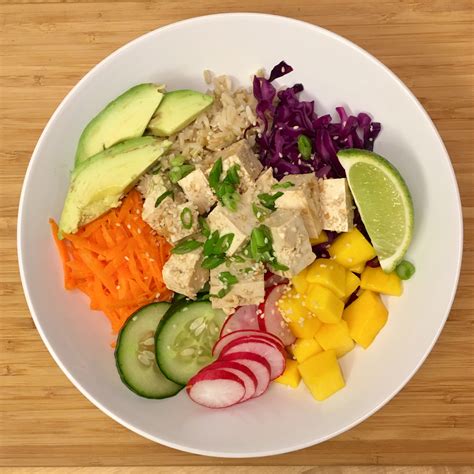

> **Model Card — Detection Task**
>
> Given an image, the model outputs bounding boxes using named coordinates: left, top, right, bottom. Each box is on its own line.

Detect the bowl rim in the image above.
left=17, top=12, right=463, bottom=458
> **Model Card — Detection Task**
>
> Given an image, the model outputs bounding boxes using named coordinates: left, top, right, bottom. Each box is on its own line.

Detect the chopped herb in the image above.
left=217, top=288, right=230, bottom=298
left=252, top=203, right=270, bottom=222
left=218, top=271, right=238, bottom=286
left=258, top=192, right=283, bottom=211
left=244, top=267, right=254, bottom=273
left=198, top=216, right=210, bottom=237
left=272, top=181, right=294, bottom=189
left=169, top=163, right=195, bottom=183
left=151, top=164, right=161, bottom=175
left=201, top=255, right=226, bottom=269
left=297, top=134, right=312, bottom=160
left=155, top=190, right=173, bottom=207
left=209, top=158, right=223, bottom=191
left=180, top=207, right=193, bottom=229
left=225, top=164, right=241, bottom=186
left=271, top=260, right=290, bottom=272
left=215, top=233, right=234, bottom=254
left=396, top=260, right=416, bottom=280
left=221, top=192, right=239, bottom=211
left=232, top=255, right=245, bottom=263
left=171, top=239, right=202, bottom=255
left=203, top=230, right=220, bottom=256
left=170, top=155, right=186, bottom=167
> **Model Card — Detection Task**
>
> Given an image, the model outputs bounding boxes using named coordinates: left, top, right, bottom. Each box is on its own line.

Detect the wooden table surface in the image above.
left=1, top=0, right=473, bottom=471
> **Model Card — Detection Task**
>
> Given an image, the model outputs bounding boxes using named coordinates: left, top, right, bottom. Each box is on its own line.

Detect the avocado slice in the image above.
left=59, top=136, right=171, bottom=235
left=148, top=90, right=213, bottom=137
left=75, top=84, right=164, bottom=166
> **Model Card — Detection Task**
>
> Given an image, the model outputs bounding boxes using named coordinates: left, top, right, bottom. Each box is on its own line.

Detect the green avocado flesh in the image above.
left=59, top=136, right=171, bottom=235
left=148, top=89, right=213, bottom=137
left=74, top=83, right=164, bottom=166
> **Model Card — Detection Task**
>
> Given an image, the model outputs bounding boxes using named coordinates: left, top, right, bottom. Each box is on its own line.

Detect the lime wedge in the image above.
left=337, top=149, right=414, bottom=273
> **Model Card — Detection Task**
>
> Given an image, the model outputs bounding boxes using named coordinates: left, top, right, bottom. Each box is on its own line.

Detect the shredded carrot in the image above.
left=50, top=190, right=173, bottom=333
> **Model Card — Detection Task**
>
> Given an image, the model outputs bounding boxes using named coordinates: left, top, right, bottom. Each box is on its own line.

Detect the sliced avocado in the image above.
left=59, top=136, right=171, bottom=235
left=148, top=90, right=213, bottom=137
left=75, top=84, right=164, bottom=166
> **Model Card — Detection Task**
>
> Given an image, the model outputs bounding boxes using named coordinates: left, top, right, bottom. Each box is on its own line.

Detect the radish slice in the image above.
left=212, top=329, right=284, bottom=356
left=220, top=338, right=286, bottom=380
left=219, top=351, right=271, bottom=398
left=262, top=284, right=296, bottom=346
left=220, top=305, right=259, bottom=337
left=199, top=360, right=257, bottom=401
left=264, top=272, right=289, bottom=289
left=186, top=369, right=245, bottom=408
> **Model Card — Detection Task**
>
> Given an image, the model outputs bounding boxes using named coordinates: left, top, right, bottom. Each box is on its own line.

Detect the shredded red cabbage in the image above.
left=253, top=61, right=382, bottom=179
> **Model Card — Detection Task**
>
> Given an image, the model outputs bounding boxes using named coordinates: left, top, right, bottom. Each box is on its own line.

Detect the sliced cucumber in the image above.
left=115, top=302, right=183, bottom=399
left=155, top=301, right=226, bottom=385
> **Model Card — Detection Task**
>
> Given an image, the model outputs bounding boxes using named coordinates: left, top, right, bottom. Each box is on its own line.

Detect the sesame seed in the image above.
left=124, top=256, right=129, bottom=261
left=116, top=285, right=121, bottom=290
left=115, top=223, right=121, bottom=227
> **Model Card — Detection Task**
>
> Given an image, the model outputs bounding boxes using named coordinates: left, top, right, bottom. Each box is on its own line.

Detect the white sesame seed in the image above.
left=124, top=256, right=129, bottom=261
left=116, top=285, right=120, bottom=290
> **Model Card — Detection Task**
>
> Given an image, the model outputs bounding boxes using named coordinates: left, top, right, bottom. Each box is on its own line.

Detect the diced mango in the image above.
left=310, top=230, right=328, bottom=246
left=292, top=338, right=323, bottom=363
left=349, top=262, right=365, bottom=274
left=278, top=288, right=313, bottom=323
left=274, top=359, right=301, bottom=388
left=344, top=271, right=361, bottom=301
left=343, top=290, right=388, bottom=348
left=298, top=350, right=345, bottom=401
left=315, top=320, right=355, bottom=358
left=306, top=258, right=346, bottom=299
left=288, top=317, right=322, bottom=339
left=306, top=284, right=344, bottom=324
left=360, top=266, right=403, bottom=296
left=292, top=267, right=309, bottom=294
left=328, top=228, right=376, bottom=268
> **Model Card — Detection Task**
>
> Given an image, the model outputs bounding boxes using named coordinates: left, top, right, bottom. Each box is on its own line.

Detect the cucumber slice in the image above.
left=115, top=302, right=183, bottom=399
left=155, top=301, right=226, bottom=385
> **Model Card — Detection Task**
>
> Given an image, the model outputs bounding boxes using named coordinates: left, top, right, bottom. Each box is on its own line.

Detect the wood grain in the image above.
left=1, top=0, right=473, bottom=468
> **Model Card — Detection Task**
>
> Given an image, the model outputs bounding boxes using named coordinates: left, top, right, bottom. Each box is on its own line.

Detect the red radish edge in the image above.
left=220, top=305, right=259, bottom=337
left=212, top=329, right=284, bottom=356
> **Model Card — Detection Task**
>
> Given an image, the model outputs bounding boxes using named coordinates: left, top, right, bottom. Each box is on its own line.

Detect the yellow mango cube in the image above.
left=306, top=258, right=347, bottom=299
left=349, top=262, right=365, bottom=274
left=288, top=317, right=322, bottom=339
left=360, top=266, right=403, bottom=296
left=315, top=320, right=355, bottom=358
left=310, top=230, right=328, bottom=246
left=344, top=271, right=361, bottom=301
left=343, top=290, right=388, bottom=348
left=306, top=284, right=344, bottom=324
left=292, top=267, right=309, bottom=294
left=298, top=350, right=345, bottom=401
left=292, top=338, right=323, bottom=363
left=278, top=288, right=313, bottom=323
left=274, top=359, right=301, bottom=388
left=328, top=228, right=376, bottom=268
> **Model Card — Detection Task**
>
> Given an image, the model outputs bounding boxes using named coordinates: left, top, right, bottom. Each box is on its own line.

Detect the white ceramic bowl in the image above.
left=18, top=13, right=463, bottom=457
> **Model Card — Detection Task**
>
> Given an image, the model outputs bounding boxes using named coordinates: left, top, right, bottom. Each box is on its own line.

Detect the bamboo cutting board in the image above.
left=1, top=0, right=473, bottom=470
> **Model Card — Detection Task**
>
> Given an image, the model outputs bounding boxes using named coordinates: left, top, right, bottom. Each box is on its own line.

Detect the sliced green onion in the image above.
left=258, top=192, right=283, bottom=211
left=201, top=255, right=226, bottom=270
left=297, top=134, right=312, bottom=160
left=252, top=203, right=270, bottom=222
left=180, top=207, right=193, bottom=229
left=155, top=190, right=173, bottom=207
left=179, top=164, right=195, bottom=179
left=215, top=233, right=234, bottom=254
left=225, top=164, right=241, bottom=186
left=209, top=158, right=223, bottom=191
left=171, top=239, right=202, bottom=255
left=272, top=181, right=294, bottom=189
left=218, top=271, right=238, bottom=286
left=396, top=260, right=416, bottom=280
left=252, top=227, right=266, bottom=248
left=170, top=155, right=186, bottom=167
left=221, top=192, right=239, bottom=211
left=198, top=216, right=210, bottom=237
left=203, top=230, right=220, bottom=256
left=169, top=166, right=183, bottom=183
left=271, top=260, right=289, bottom=272
left=232, top=255, right=245, bottom=263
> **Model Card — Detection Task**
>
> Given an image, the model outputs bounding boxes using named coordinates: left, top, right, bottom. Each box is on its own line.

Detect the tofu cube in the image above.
left=343, top=290, right=388, bottom=348
left=360, top=266, right=403, bottom=296
left=306, top=283, right=344, bottom=324
left=298, top=350, right=345, bottom=401
left=265, top=209, right=316, bottom=277
left=328, top=228, right=376, bottom=268
left=162, top=248, right=209, bottom=299
left=292, top=338, right=323, bottom=364
left=207, top=200, right=257, bottom=255
left=217, top=139, right=263, bottom=182
left=274, top=359, right=301, bottom=388
left=209, top=261, right=265, bottom=312
left=255, top=167, right=278, bottom=194
left=306, top=258, right=347, bottom=299
left=140, top=174, right=168, bottom=222
left=318, top=178, right=354, bottom=232
left=276, top=174, right=323, bottom=239
left=178, top=169, right=216, bottom=214
left=315, top=320, right=355, bottom=358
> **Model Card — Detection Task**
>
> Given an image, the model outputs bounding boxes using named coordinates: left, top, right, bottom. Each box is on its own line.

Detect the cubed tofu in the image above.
left=318, top=178, right=354, bottom=232
left=143, top=198, right=199, bottom=243
left=162, top=247, right=209, bottom=299
left=292, top=338, right=323, bottom=363
left=274, top=359, right=301, bottom=388
left=276, top=174, right=323, bottom=239
left=206, top=199, right=257, bottom=255
left=298, top=350, right=345, bottom=401
left=265, top=209, right=316, bottom=277
left=178, top=169, right=216, bottom=214
left=360, top=266, right=403, bottom=296
left=216, top=139, right=263, bottom=193
left=255, top=167, right=278, bottom=194
left=140, top=174, right=168, bottom=221
left=343, top=290, right=388, bottom=348
left=209, top=261, right=265, bottom=312
left=306, top=258, right=347, bottom=299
